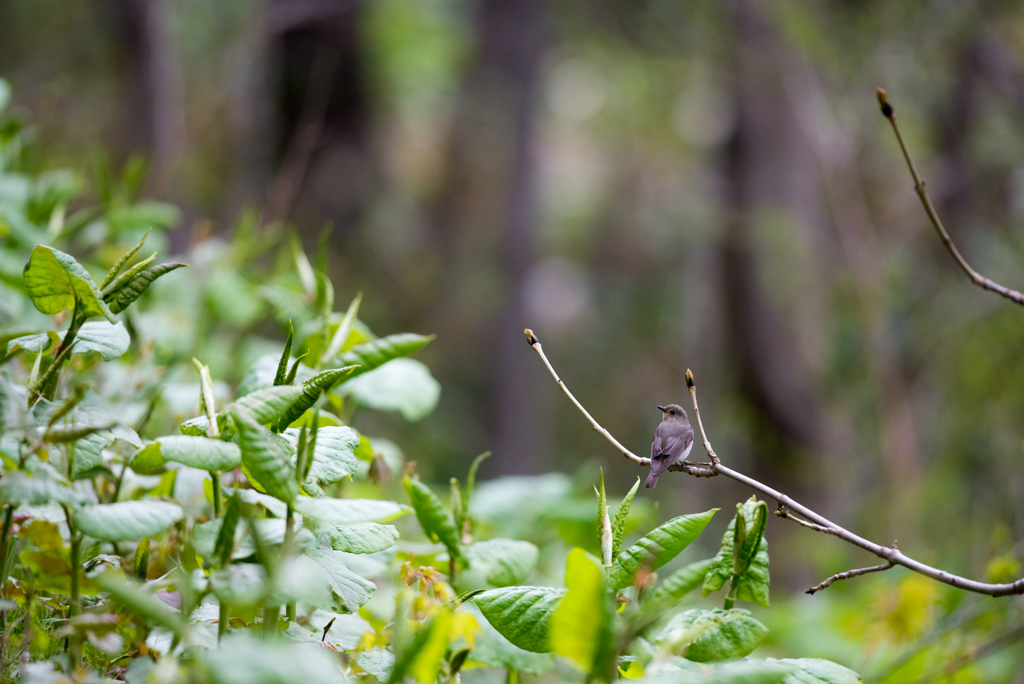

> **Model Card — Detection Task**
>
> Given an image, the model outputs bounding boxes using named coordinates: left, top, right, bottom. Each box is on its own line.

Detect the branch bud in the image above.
left=685, top=369, right=694, bottom=389
left=524, top=328, right=538, bottom=346
left=876, top=88, right=893, bottom=118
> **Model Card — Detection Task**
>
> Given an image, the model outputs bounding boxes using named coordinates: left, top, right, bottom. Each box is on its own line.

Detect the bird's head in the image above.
left=657, top=404, right=689, bottom=422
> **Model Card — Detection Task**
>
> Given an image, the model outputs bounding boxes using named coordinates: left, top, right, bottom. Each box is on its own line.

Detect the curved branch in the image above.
left=877, top=88, right=1024, bottom=307
left=524, top=328, right=1024, bottom=597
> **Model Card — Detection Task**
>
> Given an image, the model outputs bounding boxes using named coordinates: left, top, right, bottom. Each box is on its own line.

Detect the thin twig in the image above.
left=524, top=330, right=648, bottom=466
left=776, top=505, right=843, bottom=538
left=877, top=88, right=1024, bottom=307
left=805, top=561, right=895, bottom=595
left=525, top=328, right=1024, bottom=597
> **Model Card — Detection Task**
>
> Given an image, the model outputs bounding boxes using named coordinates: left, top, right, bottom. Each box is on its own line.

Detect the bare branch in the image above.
left=805, top=561, right=895, bottom=595
left=776, top=505, right=843, bottom=538
left=525, top=329, right=649, bottom=466
left=877, top=88, right=1024, bottom=307
left=526, top=328, right=1024, bottom=597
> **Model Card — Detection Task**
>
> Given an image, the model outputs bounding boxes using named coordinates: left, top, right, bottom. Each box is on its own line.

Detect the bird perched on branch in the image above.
left=646, top=404, right=693, bottom=488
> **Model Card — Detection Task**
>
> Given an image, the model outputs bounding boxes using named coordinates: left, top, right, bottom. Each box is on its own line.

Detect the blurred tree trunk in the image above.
left=721, top=0, right=829, bottom=486
left=429, top=0, right=547, bottom=475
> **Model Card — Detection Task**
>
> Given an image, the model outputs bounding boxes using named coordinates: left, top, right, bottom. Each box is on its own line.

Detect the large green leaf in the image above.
left=605, top=509, right=717, bottom=590
left=276, top=367, right=358, bottom=430
left=23, top=245, right=117, bottom=322
left=405, top=477, right=461, bottom=560
left=550, top=548, right=613, bottom=672
left=230, top=407, right=298, bottom=503
left=657, top=608, right=768, bottom=663
left=331, top=333, right=434, bottom=380
left=464, top=539, right=539, bottom=587
left=105, top=262, right=186, bottom=314
left=72, top=430, right=116, bottom=479
left=474, top=586, right=566, bottom=653
left=0, top=471, right=84, bottom=507
left=467, top=611, right=557, bottom=674
left=274, top=548, right=375, bottom=613
left=292, top=497, right=410, bottom=524
left=765, top=658, right=862, bottom=684
left=702, top=497, right=771, bottom=608
left=312, top=521, right=399, bottom=554
left=132, top=435, right=241, bottom=473
left=74, top=501, right=184, bottom=542
left=338, top=358, right=440, bottom=421
left=283, top=426, right=358, bottom=484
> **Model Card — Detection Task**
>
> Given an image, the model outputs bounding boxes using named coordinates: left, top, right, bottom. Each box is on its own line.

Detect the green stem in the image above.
left=64, top=505, right=82, bottom=671
left=723, top=576, right=739, bottom=610
left=0, top=505, right=13, bottom=592
left=218, top=603, right=229, bottom=642
left=263, top=606, right=280, bottom=639
left=30, top=302, right=85, bottom=404
left=284, top=503, right=296, bottom=622
left=212, top=472, right=223, bottom=517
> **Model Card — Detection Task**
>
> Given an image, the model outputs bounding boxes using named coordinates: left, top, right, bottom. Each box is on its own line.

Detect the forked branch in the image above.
left=524, top=328, right=1024, bottom=597
left=877, top=88, right=1024, bottom=307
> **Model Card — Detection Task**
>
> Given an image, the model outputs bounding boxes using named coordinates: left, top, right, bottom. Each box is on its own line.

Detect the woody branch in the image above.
left=524, top=328, right=1024, bottom=597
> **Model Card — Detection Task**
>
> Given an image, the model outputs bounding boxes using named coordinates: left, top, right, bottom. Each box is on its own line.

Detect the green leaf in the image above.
left=551, top=548, right=613, bottom=672
left=467, top=614, right=556, bottom=674
left=6, top=330, right=60, bottom=356
left=605, top=509, right=718, bottom=590
left=69, top=321, right=130, bottom=360
left=275, top=367, right=358, bottom=430
left=134, top=537, right=150, bottom=580
left=96, top=571, right=183, bottom=637
left=313, top=521, right=400, bottom=554
left=23, top=245, right=117, bottom=322
left=74, top=501, right=184, bottom=542
left=357, top=649, right=396, bottom=681
left=273, top=324, right=294, bottom=386
left=406, top=610, right=452, bottom=684
left=233, top=386, right=306, bottom=426
left=331, top=333, right=434, bottom=380
left=0, top=471, right=84, bottom=507
left=657, top=608, right=769, bottom=663
left=274, top=548, right=375, bottom=613
left=72, top=430, right=116, bottom=479
left=132, top=435, right=242, bottom=473
left=702, top=496, right=771, bottom=608
left=202, top=632, right=353, bottom=684
left=230, top=407, right=298, bottom=503
left=465, top=539, right=539, bottom=587
left=612, top=477, right=640, bottom=560
left=464, top=451, right=490, bottom=514
left=405, top=476, right=461, bottom=560
left=283, top=426, right=358, bottom=484
left=474, top=586, right=566, bottom=653
left=101, top=229, right=151, bottom=289
left=105, top=262, right=187, bottom=314
left=338, top=358, right=440, bottom=421
left=640, top=558, right=716, bottom=621
left=761, top=659, right=862, bottom=684
left=292, top=497, right=410, bottom=524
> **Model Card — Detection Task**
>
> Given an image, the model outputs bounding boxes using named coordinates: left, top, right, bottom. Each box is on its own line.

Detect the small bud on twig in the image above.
left=685, top=369, right=694, bottom=389
left=876, top=88, right=893, bottom=118
left=524, top=328, right=538, bottom=346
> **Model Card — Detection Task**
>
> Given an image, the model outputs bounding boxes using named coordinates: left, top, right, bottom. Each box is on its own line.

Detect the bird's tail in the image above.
left=645, top=471, right=659, bottom=489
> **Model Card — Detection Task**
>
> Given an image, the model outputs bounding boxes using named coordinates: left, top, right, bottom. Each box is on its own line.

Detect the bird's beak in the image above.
left=656, top=405, right=665, bottom=412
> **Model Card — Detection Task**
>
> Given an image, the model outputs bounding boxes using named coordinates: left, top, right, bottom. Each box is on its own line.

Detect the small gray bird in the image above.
left=645, top=404, right=694, bottom=489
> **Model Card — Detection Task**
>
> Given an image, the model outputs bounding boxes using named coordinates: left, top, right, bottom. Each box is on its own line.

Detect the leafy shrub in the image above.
left=0, top=80, right=863, bottom=684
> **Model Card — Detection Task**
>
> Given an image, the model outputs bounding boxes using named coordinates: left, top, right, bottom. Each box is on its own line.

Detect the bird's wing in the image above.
left=654, top=421, right=689, bottom=459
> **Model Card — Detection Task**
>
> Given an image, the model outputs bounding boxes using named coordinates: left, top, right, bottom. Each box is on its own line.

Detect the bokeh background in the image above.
left=3, top=0, right=1024, bottom=671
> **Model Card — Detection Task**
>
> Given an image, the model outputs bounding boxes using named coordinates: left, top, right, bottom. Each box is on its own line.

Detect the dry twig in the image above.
left=877, top=88, right=1024, bottom=307
left=524, top=328, right=1024, bottom=597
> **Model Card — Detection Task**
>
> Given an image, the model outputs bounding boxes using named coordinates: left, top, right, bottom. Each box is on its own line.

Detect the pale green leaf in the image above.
left=465, top=539, right=539, bottom=587
left=331, top=333, right=434, bottom=380
left=96, top=571, right=183, bottom=637
left=612, top=477, right=640, bottom=560
left=283, top=426, right=358, bottom=484
left=312, top=521, right=399, bottom=554
left=640, top=558, right=716, bottom=621
left=132, top=435, right=241, bottom=473
left=274, top=548, right=375, bottom=613
left=72, top=321, right=130, bottom=360
left=74, top=501, right=184, bottom=542
left=202, top=633, right=350, bottom=684
left=338, top=358, right=440, bottom=421
left=702, top=496, right=771, bottom=608
left=766, top=658, right=862, bottom=684
left=551, top=548, right=613, bottom=671
left=292, top=497, right=410, bottom=524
